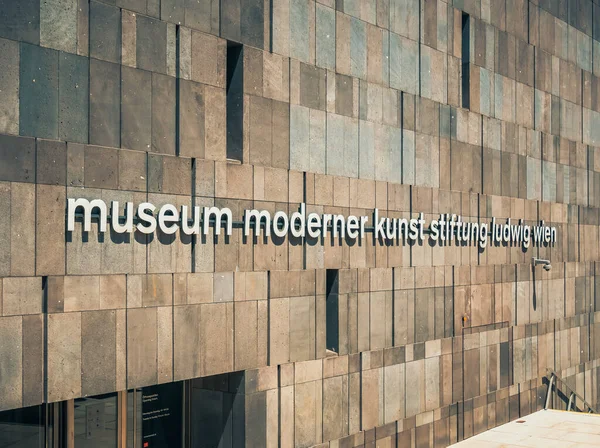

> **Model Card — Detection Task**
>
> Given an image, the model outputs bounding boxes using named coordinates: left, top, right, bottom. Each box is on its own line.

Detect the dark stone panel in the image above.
left=121, top=66, right=152, bottom=151
left=21, top=315, right=43, bottom=407
left=117, top=0, right=147, bottom=15
left=179, top=79, right=205, bottom=158
left=0, top=134, right=35, bottom=183
left=221, top=0, right=242, bottom=43
left=19, top=43, right=59, bottom=140
left=89, top=59, right=120, bottom=147
left=245, top=391, right=267, bottom=447
left=568, top=0, right=592, bottom=35
left=335, top=74, right=354, bottom=117
left=161, top=0, right=185, bottom=24
left=136, top=15, right=167, bottom=74
left=185, top=0, right=219, bottom=34
left=240, top=0, right=264, bottom=49
left=84, top=145, right=119, bottom=189
left=90, top=1, right=121, bottom=64
left=59, top=52, right=89, bottom=144
left=37, top=139, right=67, bottom=185
left=300, top=63, right=326, bottom=111
left=152, top=73, right=176, bottom=155
left=148, top=154, right=192, bottom=195
left=0, top=0, right=40, bottom=44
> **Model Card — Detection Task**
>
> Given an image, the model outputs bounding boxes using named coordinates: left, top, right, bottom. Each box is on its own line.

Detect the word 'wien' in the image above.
left=66, top=198, right=557, bottom=249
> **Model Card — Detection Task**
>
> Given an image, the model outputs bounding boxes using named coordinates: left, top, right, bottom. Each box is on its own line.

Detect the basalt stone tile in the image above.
left=389, top=0, right=419, bottom=40
left=47, top=312, right=81, bottom=402
left=300, top=63, right=326, bottom=111
left=90, top=1, right=121, bottom=63
left=37, top=139, right=67, bottom=185
left=191, top=31, right=226, bottom=88
left=85, top=145, right=119, bottom=189
left=137, top=15, right=167, bottom=74
left=335, top=73, right=354, bottom=117
left=389, top=32, right=418, bottom=95
left=179, top=79, right=205, bottom=158
left=81, top=310, right=116, bottom=396
left=36, top=184, right=66, bottom=275
left=59, top=52, right=89, bottom=144
left=316, top=3, right=336, bottom=70
left=2, top=277, right=41, bottom=316
left=0, top=134, right=35, bottom=183
left=118, top=149, right=147, bottom=191
left=350, top=17, right=367, bottom=79
left=121, top=66, right=152, bottom=151
left=0, top=0, right=40, bottom=44
left=127, top=307, right=158, bottom=387
left=0, top=316, right=22, bottom=411
left=21, top=314, right=43, bottom=407
left=40, top=0, right=77, bottom=53
left=89, top=59, right=120, bottom=147
left=148, top=154, right=192, bottom=195
left=9, top=183, right=35, bottom=276
left=161, top=0, right=185, bottom=24
left=19, top=43, right=59, bottom=139
left=0, top=38, right=19, bottom=135
left=185, top=0, right=219, bottom=34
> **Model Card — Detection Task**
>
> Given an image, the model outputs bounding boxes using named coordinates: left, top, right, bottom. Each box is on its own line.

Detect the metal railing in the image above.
left=544, top=368, right=597, bottom=413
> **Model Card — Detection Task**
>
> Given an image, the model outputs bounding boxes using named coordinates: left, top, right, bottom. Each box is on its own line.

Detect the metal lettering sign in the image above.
left=66, top=198, right=557, bottom=249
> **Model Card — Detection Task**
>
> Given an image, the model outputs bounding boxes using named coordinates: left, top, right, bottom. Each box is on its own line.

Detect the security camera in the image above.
left=532, top=257, right=551, bottom=271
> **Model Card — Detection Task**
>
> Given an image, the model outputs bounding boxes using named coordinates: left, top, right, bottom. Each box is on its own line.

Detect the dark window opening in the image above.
left=226, top=42, right=244, bottom=162
left=461, top=12, right=471, bottom=109
left=326, top=269, right=339, bottom=354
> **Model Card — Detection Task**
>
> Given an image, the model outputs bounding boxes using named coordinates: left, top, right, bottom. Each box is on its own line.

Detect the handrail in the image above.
left=545, top=368, right=597, bottom=414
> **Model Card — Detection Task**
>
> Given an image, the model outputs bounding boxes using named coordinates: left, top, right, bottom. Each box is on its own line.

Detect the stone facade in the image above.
left=1, top=0, right=600, bottom=446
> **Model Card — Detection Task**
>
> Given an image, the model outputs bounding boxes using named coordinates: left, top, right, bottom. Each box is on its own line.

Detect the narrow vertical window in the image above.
left=226, top=42, right=244, bottom=162
left=461, top=13, right=471, bottom=110
left=326, top=269, right=339, bottom=354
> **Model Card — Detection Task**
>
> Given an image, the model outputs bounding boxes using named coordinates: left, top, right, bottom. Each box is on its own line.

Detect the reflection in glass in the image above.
left=0, top=405, right=44, bottom=448
left=74, top=393, right=118, bottom=448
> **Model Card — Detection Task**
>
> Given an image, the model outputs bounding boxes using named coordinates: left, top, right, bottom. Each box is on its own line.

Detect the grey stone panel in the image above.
left=0, top=317, right=23, bottom=411
left=221, top=0, right=264, bottom=49
left=161, top=0, right=185, bottom=24
left=37, top=139, right=67, bottom=185
left=148, top=154, right=192, bottom=195
left=179, top=79, right=206, bottom=158
left=0, top=0, right=40, bottom=44
left=81, top=310, right=117, bottom=396
left=136, top=15, right=167, bottom=74
left=127, top=307, right=158, bottom=388
left=59, top=52, right=89, bottom=144
left=89, top=59, right=120, bottom=147
left=0, top=134, right=35, bottom=183
left=121, top=66, right=152, bottom=151
left=36, top=184, right=66, bottom=276
left=47, top=312, right=81, bottom=402
left=21, top=315, right=43, bottom=407
left=0, top=38, right=19, bottom=135
left=19, top=43, right=59, bottom=139
left=90, top=1, right=121, bottom=63
left=40, top=0, right=77, bottom=53
left=316, top=4, right=335, bottom=70
left=152, top=73, right=176, bottom=155
left=184, top=0, right=219, bottom=34
left=84, top=145, right=119, bottom=189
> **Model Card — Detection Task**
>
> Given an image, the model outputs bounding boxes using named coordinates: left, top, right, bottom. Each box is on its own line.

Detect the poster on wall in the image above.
left=141, top=382, right=183, bottom=448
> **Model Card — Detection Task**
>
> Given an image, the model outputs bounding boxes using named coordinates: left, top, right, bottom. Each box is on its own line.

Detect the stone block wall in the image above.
left=2, top=0, right=600, bottom=446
